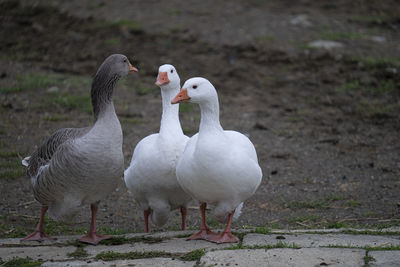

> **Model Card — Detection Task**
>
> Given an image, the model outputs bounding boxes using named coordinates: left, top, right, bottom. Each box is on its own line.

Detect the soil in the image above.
left=0, top=0, right=399, bottom=236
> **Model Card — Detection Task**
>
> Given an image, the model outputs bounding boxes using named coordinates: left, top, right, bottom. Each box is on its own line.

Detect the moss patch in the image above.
left=3, top=257, right=42, bottom=267
left=179, top=248, right=205, bottom=261
left=95, top=250, right=171, bottom=261
left=67, top=247, right=89, bottom=259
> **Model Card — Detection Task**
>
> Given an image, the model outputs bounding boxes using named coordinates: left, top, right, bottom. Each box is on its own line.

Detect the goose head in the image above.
left=171, top=77, right=217, bottom=104
left=96, top=54, right=138, bottom=79
left=155, top=64, right=180, bottom=90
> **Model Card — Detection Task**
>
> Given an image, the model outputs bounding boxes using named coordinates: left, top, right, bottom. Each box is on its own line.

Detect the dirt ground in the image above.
left=0, top=0, right=399, bottom=237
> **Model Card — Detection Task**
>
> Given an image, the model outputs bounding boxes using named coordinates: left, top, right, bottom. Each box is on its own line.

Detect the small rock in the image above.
left=308, top=40, right=344, bottom=50
left=386, top=67, right=397, bottom=74
left=369, top=36, right=386, bottom=43
left=32, top=22, right=45, bottom=33
left=47, top=86, right=59, bottom=93
left=290, top=14, right=312, bottom=27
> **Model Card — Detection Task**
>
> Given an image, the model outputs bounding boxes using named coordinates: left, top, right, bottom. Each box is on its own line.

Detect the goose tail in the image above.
left=22, top=156, right=30, bottom=167
left=233, top=202, right=244, bottom=221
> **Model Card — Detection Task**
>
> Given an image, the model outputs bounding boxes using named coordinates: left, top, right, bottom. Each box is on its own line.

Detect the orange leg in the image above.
left=180, top=207, right=187, bottom=231
left=22, top=205, right=56, bottom=242
left=208, top=209, right=239, bottom=244
left=78, top=203, right=111, bottom=245
left=144, top=209, right=151, bottom=233
left=188, top=203, right=218, bottom=240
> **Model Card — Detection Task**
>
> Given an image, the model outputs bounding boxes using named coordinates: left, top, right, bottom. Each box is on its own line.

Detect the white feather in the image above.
left=22, top=156, right=30, bottom=167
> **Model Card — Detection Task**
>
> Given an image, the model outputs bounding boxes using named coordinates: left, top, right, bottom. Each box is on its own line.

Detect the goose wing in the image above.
left=25, top=127, right=90, bottom=177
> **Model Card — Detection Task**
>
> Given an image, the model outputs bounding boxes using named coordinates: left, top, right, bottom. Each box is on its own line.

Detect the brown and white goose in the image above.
left=22, top=54, right=138, bottom=245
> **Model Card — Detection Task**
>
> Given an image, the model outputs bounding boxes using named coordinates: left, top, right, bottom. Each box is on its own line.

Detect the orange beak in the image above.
left=129, top=63, right=139, bottom=73
left=155, top=72, right=170, bottom=86
left=171, top=88, right=190, bottom=104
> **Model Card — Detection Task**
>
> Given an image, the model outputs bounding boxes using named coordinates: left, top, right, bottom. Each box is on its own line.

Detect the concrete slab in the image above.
left=270, top=228, right=400, bottom=234
left=200, top=248, right=365, bottom=267
left=42, top=258, right=195, bottom=267
left=243, top=233, right=400, bottom=248
left=369, top=251, right=400, bottom=267
left=0, top=235, right=80, bottom=246
left=0, top=246, right=76, bottom=261
left=85, top=237, right=236, bottom=257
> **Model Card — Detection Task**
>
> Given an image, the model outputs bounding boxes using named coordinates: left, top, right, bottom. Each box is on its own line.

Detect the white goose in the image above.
left=171, top=77, right=262, bottom=243
left=124, top=64, right=192, bottom=232
left=22, top=54, right=138, bottom=245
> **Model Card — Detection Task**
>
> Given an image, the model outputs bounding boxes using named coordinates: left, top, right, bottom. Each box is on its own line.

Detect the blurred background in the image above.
left=0, top=0, right=399, bottom=237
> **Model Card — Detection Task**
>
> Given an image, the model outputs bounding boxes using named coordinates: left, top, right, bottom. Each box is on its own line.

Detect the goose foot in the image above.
left=22, top=230, right=56, bottom=242
left=207, top=209, right=238, bottom=243
left=207, top=231, right=239, bottom=244
left=78, top=203, right=111, bottom=245
left=78, top=232, right=111, bottom=245
left=187, top=227, right=218, bottom=241
left=22, top=205, right=56, bottom=242
left=188, top=203, right=219, bottom=241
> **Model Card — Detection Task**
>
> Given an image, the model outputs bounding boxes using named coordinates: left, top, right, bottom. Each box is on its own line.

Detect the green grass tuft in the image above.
left=166, top=9, right=182, bottom=16
left=99, top=235, right=164, bottom=245
left=287, top=200, right=327, bottom=209
left=106, top=37, right=120, bottom=45
left=179, top=249, right=205, bottom=261
left=337, top=81, right=361, bottom=93
left=42, top=93, right=92, bottom=114
left=67, top=247, right=89, bottom=259
left=346, top=200, right=361, bottom=206
left=0, top=151, right=19, bottom=158
left=42, top=114, right=68, bottom=121
left=248, top=241, right=301, bottom=249
left=3, top=257, right=42, bottom=267
left=254, top=227, right=271, bottom=235
left=1, top=86, right=24, bottom=94
left=111, top=19, right=142, bottom=31
left=364, top=254, right=375, bottom=264
left=0, top=169, right=25, bottom=179
left=1, top=73, right=92, bottom=95
left=356, top=100, right=400, bottom=117
left=95, top=251, right=171, bottom=261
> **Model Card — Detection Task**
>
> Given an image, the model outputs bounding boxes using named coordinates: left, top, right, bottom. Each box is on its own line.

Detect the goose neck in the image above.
left=199, top=99, right=223, bottom=134
left=159, top=87, right=183, bottom=136
left=91, top=73, right=120, bottom=121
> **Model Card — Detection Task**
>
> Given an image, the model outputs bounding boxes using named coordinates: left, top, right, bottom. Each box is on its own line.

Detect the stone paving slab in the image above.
left=42, top=258, right=195, bottom=267
left=85, top=237, right=235, bottom=257
left=0, top=245, right=76, bottom=262
left=270, top=227, right=400, bottom=234
left=200, top=248, right=365, bottom=267
left=0, top=235, right=81, bottom=246
left=1, top=230, right=400, bottom=266
left=369, top=251, right=400, bottom=267
left=243, top=233, right=400, bottom=248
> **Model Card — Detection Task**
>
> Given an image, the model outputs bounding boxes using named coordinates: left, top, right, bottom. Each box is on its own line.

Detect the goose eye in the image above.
left=123, top=59, right=127, bottom=63
left=193, top=85, right=197, bottom=89
left=170, top=69, right=174, bottom=73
